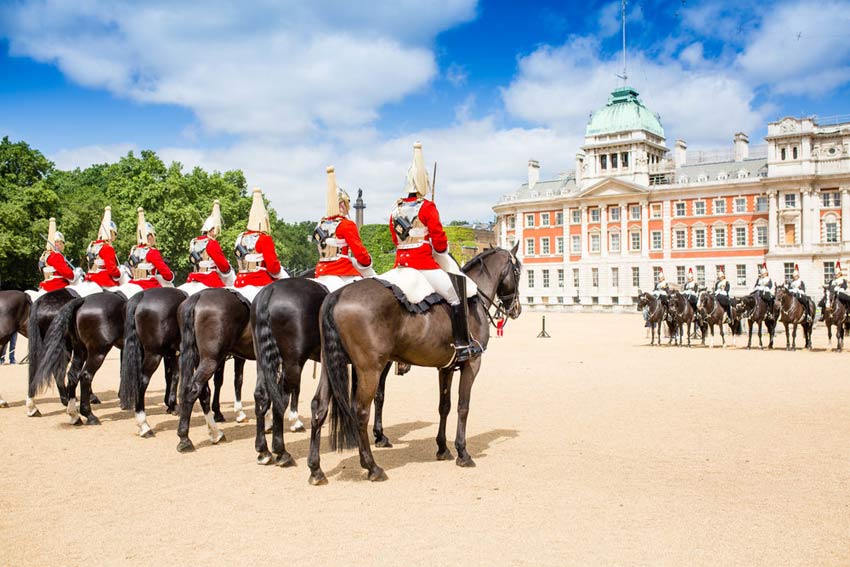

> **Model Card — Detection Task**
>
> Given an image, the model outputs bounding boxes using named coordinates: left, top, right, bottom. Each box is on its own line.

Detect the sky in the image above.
left=2, top=0, right=850, bottom=224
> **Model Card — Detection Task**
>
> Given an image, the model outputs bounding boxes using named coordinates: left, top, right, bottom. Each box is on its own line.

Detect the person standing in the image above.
left=0, top=332, right=16, bottom=364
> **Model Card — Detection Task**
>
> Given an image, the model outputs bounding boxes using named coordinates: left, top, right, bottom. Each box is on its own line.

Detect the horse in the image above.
left=821, top=286, right=849, bottom=351
left=738, top=291, right=777, bottom=350
left=666, top=290, right=695, bottom=347
left=0, top=290, right=30, bottom=408
left=774, top=284, right=814, bottom=350
left=307, top=245, right=522, bottom=485
left=696, top=291, right=731, bottom=348
left=118, top=287, right=247, bottom=438
left=636, top=291, right=666, bottom=346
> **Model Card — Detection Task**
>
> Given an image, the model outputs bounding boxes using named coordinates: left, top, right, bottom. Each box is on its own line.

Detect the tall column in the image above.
left=620, top=202, right=628, bottom=257
left=662, top=199, right=671, bottom=259
left=600, top=205, right=608, bottom=258
left=801, top=188, right=813, bottom=249
left=808, top=187, right=820, bottom=247
left=768, top=190, right=778, bottom=249
left=842, top=187, right=850, bottom=244
left=641, top=201, right=649, bottom=258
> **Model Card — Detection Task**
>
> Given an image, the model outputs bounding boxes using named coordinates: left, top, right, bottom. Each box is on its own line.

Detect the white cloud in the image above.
left=446, top=63, right=469, bottom=86
left=51, top=143, right=138, bottom=170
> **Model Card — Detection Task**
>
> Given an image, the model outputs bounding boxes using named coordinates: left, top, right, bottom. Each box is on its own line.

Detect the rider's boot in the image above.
left=448, top=274, right=484, bottom=365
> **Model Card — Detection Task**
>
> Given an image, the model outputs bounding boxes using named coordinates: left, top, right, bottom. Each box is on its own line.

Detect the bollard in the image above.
left=536, top=315, right=551, bottom=338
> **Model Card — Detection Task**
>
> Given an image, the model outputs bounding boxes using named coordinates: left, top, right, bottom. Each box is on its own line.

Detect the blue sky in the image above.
left=2, top=0, right=849, bottom=223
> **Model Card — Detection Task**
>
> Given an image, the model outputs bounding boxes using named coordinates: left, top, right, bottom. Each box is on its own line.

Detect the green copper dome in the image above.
left=585, top=86, right=664, bottom=138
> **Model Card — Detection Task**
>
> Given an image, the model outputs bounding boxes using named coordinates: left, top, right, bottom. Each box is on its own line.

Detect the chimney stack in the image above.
left=528, top=159, right=540, bottom=190
left=734, top=132, right=749, bottom=162
left=575, top=153, right=584, bottom=187
left=674, top=139, right=687, bottom=168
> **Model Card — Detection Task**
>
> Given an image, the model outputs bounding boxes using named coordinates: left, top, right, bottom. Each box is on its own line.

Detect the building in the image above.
left=492, top=85, right=850, bottom=311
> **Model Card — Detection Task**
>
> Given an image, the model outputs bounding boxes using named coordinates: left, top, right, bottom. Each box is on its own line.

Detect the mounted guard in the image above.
left=714, top=269, right=733, bottom=323
left=829, top=262, right=849, bottom=308
left=388, top=141, right=482, bottom=363
left=753, top=263, right=775, bottom=313
left=25, top=217, right=79, bottom=300
left=788, top=264, right=812, bottom=322
left=652, top=268, right=669, bottom=307
left=232, top=188, right=287, bottom=302
left=312, top=166, right=375, bottom=292
left=179, top=199, right=235, bottom=296
left=682, top=267, right=699, bottom=311
left=118, top=208, right=174, bottom=299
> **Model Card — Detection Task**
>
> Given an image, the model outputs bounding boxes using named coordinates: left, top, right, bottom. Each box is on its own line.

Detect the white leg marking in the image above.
left=26, top=397, right=38, bottom=416
left=234, top=400, right=247, bottom=423
left=204, top=411, right=225, bottom=444
left=264, top=409, right=273, bottom=433
left=289, top=410, right=305, bottom=432
left=0, top=395, right=7, bottom=408
left=67, top=398, right=79, bottom=422
left=135, top=411, right=152, bottom=437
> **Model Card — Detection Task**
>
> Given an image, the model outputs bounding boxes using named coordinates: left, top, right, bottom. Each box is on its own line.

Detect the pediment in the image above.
left=578, top=177, right=649, bottom=199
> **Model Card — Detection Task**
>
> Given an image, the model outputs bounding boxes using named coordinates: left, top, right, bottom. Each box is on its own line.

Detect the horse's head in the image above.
left=463, top=243, right=523, bottom=320
left=823, top=285, right=834, bottom=312
left=636, top=291, right=650, bottom=310
left=697, top=290, right=709, bottom=312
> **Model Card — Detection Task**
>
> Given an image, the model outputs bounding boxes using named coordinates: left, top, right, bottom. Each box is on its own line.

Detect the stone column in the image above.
left=620, top=202, right=628, bottom=257
left=808, top=187, right=820, bottom=246
left=842, top=187, right=850, bottom=244
left=600, top=205, right=608, bottom=258
left=641, top=201, right=649, bottom=257
left=768, top=190, right=778, bottom=249
left=801, top=189, right=810, bottom=249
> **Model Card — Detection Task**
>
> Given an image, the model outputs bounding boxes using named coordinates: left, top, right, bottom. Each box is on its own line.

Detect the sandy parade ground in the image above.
left=1, top=312, right=849, bottom=566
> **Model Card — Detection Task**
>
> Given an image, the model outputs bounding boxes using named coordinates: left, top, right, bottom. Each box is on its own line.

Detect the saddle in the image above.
left=376, top=268, right=477, bottom=315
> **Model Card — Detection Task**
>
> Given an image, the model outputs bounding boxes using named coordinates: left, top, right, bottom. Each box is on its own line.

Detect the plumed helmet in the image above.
left=760, top=262, right=768, bottom=276
left=136, top=207, right=154, bottom=244
left=326, top=166, right=340, bottom=217
left=837, top=261, right=843, bottom=276
left=46, top=217, right=58, bottom=250
left=402, top=141, right=431, bottom=198
left=792, top=263, right=800, bottom=278
left=54, top=231, right=65, bottom=244
left=658, top=268, right=665, bottom=280
left=247, top=188, right=271, bottom=233
left=201, top=199, right=223, bottom=237
left=687, top=267, right=694, bottom=280
left=98, top=206, right=117, bottom=239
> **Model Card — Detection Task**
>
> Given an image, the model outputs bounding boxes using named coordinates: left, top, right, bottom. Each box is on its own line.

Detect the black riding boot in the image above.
left=448, top=273, right=484, bottom=365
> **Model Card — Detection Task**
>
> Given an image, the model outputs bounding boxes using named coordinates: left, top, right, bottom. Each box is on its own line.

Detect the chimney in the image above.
left=674, top=139, right=687, bottom=168
left=734, top=132, right=749, bottom=162
left=528, top=159, right=540, bottom=190
left=574, top=153, right=584, bottom=186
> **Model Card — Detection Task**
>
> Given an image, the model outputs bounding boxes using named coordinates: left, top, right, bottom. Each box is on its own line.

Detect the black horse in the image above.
left=821, top=286, right=850, bottom=351
left=0, top=290, right=30, bottom=408
left=667, top=290, right=696, bottom=347
left=739, top=291, right=777, bottom=349
left=636, top=291, right=666, bottom=346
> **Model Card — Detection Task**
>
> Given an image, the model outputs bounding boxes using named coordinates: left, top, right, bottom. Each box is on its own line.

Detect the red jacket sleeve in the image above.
left=206, top=238, right=232, bottom=273
left=338, top=219, right=371, bottom=266
left=101, top=245, right=121, bottom=280
left=48, top=252, right=74, bottom=280
left=419, top=199, right=448, bottom=253
left=258, top=234, right=282, bottom=275
left=389, top=214, right=399, bottom=246
left=147, top=249, right=173, bottom=281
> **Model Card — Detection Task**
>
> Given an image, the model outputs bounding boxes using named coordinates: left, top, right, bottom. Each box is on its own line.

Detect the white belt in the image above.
left=244, top=253, right=263, bottom=263
left=397, top=241, right=431, bottom=250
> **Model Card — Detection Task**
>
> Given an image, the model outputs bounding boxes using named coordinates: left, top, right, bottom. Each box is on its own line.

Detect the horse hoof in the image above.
left=456, top=455, right=476, bottom=468
left=60, top=396, right=69, bottom=406
left=274, top=453, right=296, bottom=468
left=264, top=423, right=273, bottom=434
left=168, top=407, right=179, bottom=416
left=368, top=467, right=388, bottom=482
left=210, top=431, right=226, bottom=445
left=436, top=449, right=454, bottom=461
left=85, top=415, right=101, bottom=426
left=119, top=402, right=130, bottom=411
left=309, top=471, right=328, bottom=486
left=214, top=413, right=226, bottom=423
left=71, top=417, right=83, bottom=426
left=235, top=411, right=248, bottom=424
left=89, top=394, right=101, bottom=405
left=176, top=438, right=195, bottom=453
left=27, top=408, right=41, bottom=418
left=257, top=451, right=273, bottom=466
left=140, top=428, right=155, bottom=438
left=0, top=400, right=8, bottom=409
left=290, top=423, right=306, bottom=433
left=375, top=436, right=393, bottom=448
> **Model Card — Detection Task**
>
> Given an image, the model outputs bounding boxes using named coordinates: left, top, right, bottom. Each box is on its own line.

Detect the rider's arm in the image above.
left=206, top=238, right=233, bottom=273
left=102, top=246, right=121, bottom=280
left=258, top=234, right=283, bottom=277
left=338, top=220, right=372, bottom=267
left=418, top=200, right=448, bottom=254
left=147, top=248, right=174, bottom=282
left=49, top=252, right=75, bottom=280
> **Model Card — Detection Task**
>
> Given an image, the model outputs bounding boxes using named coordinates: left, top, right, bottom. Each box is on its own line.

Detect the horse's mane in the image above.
left=461, top=247, right=521, bottom=274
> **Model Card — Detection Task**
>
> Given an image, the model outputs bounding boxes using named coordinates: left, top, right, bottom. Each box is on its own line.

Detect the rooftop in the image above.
left=586, top=86, right=665, bottom=139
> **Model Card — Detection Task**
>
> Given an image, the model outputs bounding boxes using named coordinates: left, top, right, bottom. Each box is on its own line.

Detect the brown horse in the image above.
left=636, top=291, right=666, bottom=346
left=774, top=284, right=813, bottom=350
left=821, top=286, right=849, bottom=351
left=738, top=291, right=777, bottom=349
left=0, top=290, right=30, bottom=408
left=696, top=291, right=729, bottom=348
left=307, top=245, right=522, bottom=484
left=667, top=290, right=695, bottom=347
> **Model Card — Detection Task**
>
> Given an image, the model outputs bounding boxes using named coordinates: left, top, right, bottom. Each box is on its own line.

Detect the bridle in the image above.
left=466, top=250, right=522, bottom=329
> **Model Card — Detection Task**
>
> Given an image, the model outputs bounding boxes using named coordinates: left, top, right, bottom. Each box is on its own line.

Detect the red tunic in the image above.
left=39, top=251, right=74, bottom=292
left=315, top=217, right=372, bottom=277
left=85, top=241, right=121, bottom=287
left=234, top=231, right=282, bottom=287
left=389, top=197, right=448, bottom=270
left=186, top=236, right=232, bottom=288
left=129, top=246, right=174, bottom=290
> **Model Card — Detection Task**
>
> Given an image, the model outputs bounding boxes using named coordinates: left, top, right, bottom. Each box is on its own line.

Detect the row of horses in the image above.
left=0, top=245, right=523, bottom=484
left=636, top=283, right=850, bottom=351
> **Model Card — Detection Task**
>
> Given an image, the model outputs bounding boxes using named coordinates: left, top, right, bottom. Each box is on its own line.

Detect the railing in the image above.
left=813, top=114, right=850, bottom=127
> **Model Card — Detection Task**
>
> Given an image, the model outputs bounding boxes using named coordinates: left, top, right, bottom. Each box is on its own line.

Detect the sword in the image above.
left=431, top=161, right=437, bottom=202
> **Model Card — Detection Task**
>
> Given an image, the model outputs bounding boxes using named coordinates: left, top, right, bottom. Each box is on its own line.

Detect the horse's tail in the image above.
left=178, top=292, right=203, bottom=391
left=321, top=290, right=359, bottom=451
left=119, top=292, right=144, bottom=410
left=253, top=285, right=287, bottom=415
left=27, top=299, right=44, bottom=397
left=32, top=297, right=84, bottom=397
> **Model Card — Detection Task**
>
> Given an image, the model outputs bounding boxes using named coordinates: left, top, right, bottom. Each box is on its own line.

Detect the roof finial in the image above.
left=616, top=0, right=628, bottom=84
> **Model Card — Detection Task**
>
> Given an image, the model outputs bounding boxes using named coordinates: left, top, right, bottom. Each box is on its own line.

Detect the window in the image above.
left=756, top=196, right=768, bottom=212
left=784, top=223, right=796, bottom=245
left=590, top=233, right=600, bottom=252
left=609, top=207, right=621, bottom=221
left=555, top=211, right=564, bottom=226
left=611, top=267, right=619, bottom=287
left=526, top=296, right=534, bottom=304
left=824, top=261, right=836, bottom=285
left=784, top=193, right=797, bottom=209
left=630, top=205, right=641, bottom=220
left=781, top=147, right=786, bottom=160
left=696, top=265, right=706, bottom=285
left=526, top=214, right=535, bottom=227
left=694, top=228, right=706, bottom=248
left=527, top=270, right=534, bottom=288
left=590, top=208, right=600, bottom=223
left=676, top=266, right=686, bottom=286
left=755, top=225, right=767, bottom=246
left=610, top=232, right=620, bottom=252
left=590, top=268, right=599, bottom=287
left=694, top=201, right=706, bottom=216
left=611, top=153, right=618, bottom=169
left=556, top=237, right=564, bottom=255
left=784, top=262, right=795, bottom=283
left=542, top=270, right=550, bottom=288
left=714, top=199, right=726, bottom=214
left=736, top=264, right=747, bottom=286
left=557, top=269, right=564, bottom=288
left=792, top=146, right=798, bottom=160
left=735, top=226, right=747, bottom=247
left=826, top=221, right=838, bottom=243
left=508, top=216, right=516, bottom=229
left=571, top=235, right=581, bottom=253
left=674, top=229, right=686, bottom=249
left=735, top=198, right=747, bottom=213
left=651, top=230, right=662, bottom=250
left=822, top=192, right=840, bottom=208
left=650, top=203, right=662, bottom=219
left=714, top=226, right=727, bottom=248
left=573, top=268, right=580, bottom=288
left=541, top=213, right=550, bottom=226
left=631, top=267, right=640, bottom=287
left=571, top=209, right=581, bottom=224
left=674, top=202, right=686, bottom=217
left=630, top=231, right=641, bottom=251
left=621, top=152, right=629, bottom=168
left=541, top=237, right=550, bottom=254
left=600, top=154, right=607, bottom=170
left=525, top=238, right=535, bottom=255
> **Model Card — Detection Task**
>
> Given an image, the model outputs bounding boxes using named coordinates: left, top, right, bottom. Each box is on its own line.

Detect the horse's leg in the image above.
left=65, top=346, right=86, bottom=426
left=686, top=321, right=691, bottom=347
left=352, top=368, right=385, bottom=481
left=199, top=379, right=225, bottom=445
left=77, top=349, right=107, bottom=426
left=373, top=363, right=392, bottom=448
left=253, top=374, right=273, bottom=465
left=709, top=324, right=715, bottom=349
left=758, top=322, right=764, bottom=349
left=747, top=320, right=753, bottom=349
left=163, top=354, right=178, bottom=414
left=436, top=368, right=454, bottom=460
left=285, top=362, right=305, bottom=433
left=720, top=320, right=726, bottom=348
left=792, top=323, right=798, bottom=351
left=212, top=362, right=225, bottom=423
left=135, top=352, right=162, bottom=437
left=233, top=357, right=247, bottom=424
left=454, top=361, right=480, bottom=468
left=271, top=364, right=299, bottom=466
left=176, top=359, right=218, bottom=453
left=307, top=369, right=331, bottom=485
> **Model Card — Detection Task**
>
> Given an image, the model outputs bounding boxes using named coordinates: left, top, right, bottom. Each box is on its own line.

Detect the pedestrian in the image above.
left=496, top=316, right=506, bottom=337
left=1, top=331, right=17, bottom=364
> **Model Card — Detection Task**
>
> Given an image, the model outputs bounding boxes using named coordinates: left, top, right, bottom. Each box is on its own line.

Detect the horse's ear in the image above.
left=510, top=241, right=519, bottom=255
